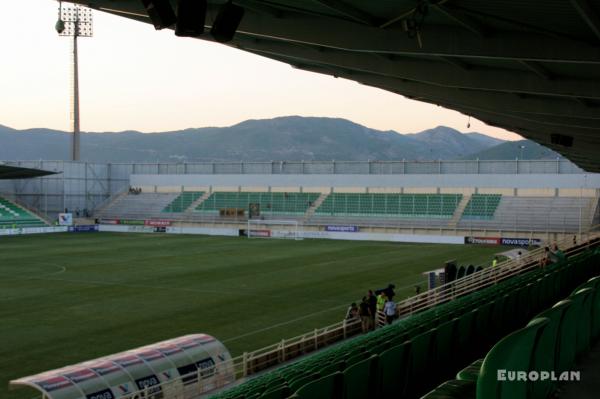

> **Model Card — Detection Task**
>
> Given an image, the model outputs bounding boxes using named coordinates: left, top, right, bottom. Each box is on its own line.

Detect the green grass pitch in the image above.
left=0, top=233, right=500, bottom=399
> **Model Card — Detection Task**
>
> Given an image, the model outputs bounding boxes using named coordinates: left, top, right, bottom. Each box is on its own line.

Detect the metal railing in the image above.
left=103, top=318, right=363, bottom=399
left=394, top=228, right=599, bottom=319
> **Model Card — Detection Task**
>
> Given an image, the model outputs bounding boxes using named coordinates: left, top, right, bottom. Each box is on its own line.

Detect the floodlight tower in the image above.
left=56, top=2, right=93, bottom=161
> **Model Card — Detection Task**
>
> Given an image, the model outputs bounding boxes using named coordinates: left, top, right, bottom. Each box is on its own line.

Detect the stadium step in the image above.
left=186, top=191, right=212, bottom=212
left=447, top=194, right=471, bottom=228
left=304, top=192, right=330, bottom=220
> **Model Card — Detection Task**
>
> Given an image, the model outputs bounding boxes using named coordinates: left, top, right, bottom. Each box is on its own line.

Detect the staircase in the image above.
left=447, top=194, right=471, bottom=229
left=185, top=191, right=212, bottom=213
left=303, top=192, right=329, bottom=220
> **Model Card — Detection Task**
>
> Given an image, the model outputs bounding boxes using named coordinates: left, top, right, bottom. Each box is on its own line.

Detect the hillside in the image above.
left=0, top=116, right=514, bottom=162
left=467, top=139, right=561, bottom=160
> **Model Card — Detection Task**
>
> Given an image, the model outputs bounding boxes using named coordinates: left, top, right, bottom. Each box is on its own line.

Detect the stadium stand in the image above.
left=457, top=196, right=595, bottom=232
left=0, top=196, right=47, bottom=228
left=93, top=190, right=599, bottom=233
left=210, top=242, right=599, bottom=399
left=461, top=194, right=502, bottom=220
left=97, top=192, right=180, bottom=220
left=314, top=193, right=462, bottom=218
left=162, top=191, right=204, bottom=213
left=196, top=192, right=320, bottom=215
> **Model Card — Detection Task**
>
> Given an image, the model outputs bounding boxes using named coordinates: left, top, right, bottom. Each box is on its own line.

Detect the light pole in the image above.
left=518, top=145, right=525, bottom=160
left=56, top=2, right=93, bottom=161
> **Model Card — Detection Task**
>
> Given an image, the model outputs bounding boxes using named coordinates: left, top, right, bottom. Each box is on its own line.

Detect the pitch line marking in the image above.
left=221, top=280, right=423, bottom=343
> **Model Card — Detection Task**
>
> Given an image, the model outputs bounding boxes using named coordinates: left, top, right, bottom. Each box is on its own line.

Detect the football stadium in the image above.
left=3, top=2, right=600, bottom=399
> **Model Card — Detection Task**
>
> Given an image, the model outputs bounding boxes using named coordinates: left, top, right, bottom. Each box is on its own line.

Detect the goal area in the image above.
left=247, top=219, right=303, bottom=240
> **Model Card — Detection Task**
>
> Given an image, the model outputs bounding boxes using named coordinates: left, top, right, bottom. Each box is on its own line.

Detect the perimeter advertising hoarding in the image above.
left=68, top=225, right=99, bottom=233
left=465, top=236, right=542, bottom=246
left=144, top=220, right=172, bottom=227
left=247, top=229, right=271, bottom=238
left=58, top=213, right=73, bottom=226
left=501, top=237, right=543, bottom=247
left=464, top=237, right=501, bottom=245
left=325, top=225, right=359, bottom=232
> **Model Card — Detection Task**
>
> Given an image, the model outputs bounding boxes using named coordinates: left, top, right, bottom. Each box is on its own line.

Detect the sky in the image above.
left=0, top=0, right=522, bottom=140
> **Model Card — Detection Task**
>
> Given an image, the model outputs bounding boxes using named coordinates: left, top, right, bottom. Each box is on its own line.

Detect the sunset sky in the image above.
left=1, top=0, right=522, bottom=140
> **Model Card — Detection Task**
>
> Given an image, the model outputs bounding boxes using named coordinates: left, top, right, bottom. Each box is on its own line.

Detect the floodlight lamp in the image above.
left=55, top=19, right=65, bottom=34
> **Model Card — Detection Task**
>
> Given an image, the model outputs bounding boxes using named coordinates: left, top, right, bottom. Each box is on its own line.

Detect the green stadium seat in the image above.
left=569, top=287, right=593, bottom=359
left=529, top=300, right=571, bottom=399
left=342, top=355, right=378, bottom=399
left=259, top=384, right=290, bottom=399
left=291, top=371, right=343, bottom=399
left=375, top=341, right=410, bottom=397
left=0, top=196, right=47, bottom=228
left=315, top=193, right=462, bottom=218
left=162, top=191, right=204, bottom=212
left=461, top=194, right=502, bottom=220
left=406, top=328, right=438, bottom=397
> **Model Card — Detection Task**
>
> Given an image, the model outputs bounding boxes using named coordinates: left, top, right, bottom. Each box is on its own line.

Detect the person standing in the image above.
left=359, top=297, right=371, bottom=332
left=345, top=302, right=359, bottom=321
left=492, top=256, right=498, bottom=268
left=367, top=290, right=377, bottom=330
left=383, top=299, right=397, bottom=325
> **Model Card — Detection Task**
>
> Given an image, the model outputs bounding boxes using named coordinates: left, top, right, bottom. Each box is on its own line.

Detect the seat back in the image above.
left=476, top=317, right=549, bottom=399
left=530, top=302, right=570, bottom=399
left=375, top=341, right=410, bottom=397
left=292, top=371, right=343, bottom=399
left=342, top=355, right=378, bottom=399
left=569, top=288, right=593, bottom=358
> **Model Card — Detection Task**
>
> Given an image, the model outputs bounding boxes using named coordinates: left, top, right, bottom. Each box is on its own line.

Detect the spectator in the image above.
left=345, top=302, right=359, bottom=321
left=367, top=290, right=377, bottom=329
left=359, top=297, right=371, bottom=332
left=550, top=243, right=566, bottom=262
left=573, top=235, right=577, bottom=246
left=540, top=247, right=551, bottom=269
left=376, top=284, right=396, bottom=301
left=415, top=285, right=422, bottom=295
left=376, top=291, right=387, bottom=313
left=383, top=299, right=397, bottom=325
left=492, top=256, right=498, bottom=268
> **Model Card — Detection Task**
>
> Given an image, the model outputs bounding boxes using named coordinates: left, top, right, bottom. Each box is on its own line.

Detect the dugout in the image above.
left=9, top=334, right=234, bottom=399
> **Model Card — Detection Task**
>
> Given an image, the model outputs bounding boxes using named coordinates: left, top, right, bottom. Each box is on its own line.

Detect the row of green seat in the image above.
left=196, top=192, right=320, bottom=215
left=162, top=191, right=205, bottom=212
left=210, top=243, right=599, bottom=399
left=314, top=193, right=462, bottom=218
left=461, top=194, right=502, bottom=220
left=0, top=196, right=47, bottom=227
left=423, top=253, right=600, bottom=399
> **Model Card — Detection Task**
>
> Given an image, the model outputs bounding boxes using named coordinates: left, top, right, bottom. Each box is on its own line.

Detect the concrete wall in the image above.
left=130, top=174, right=600, bottom=192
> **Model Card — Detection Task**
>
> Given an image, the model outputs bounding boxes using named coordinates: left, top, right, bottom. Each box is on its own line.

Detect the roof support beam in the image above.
left=432, top=4, right=488, bottom=37
left=213, top=6, right=600, bottom=64
left=268, top=58, right=600, bottom=121
left=312, top=0, right=379, bottom=26
left=236, top=37, right=600, bottom=99
left=439, top=56, right=472, bottom=70
left=519, top=61, right=553, bottom=80
left=570, top=0, right=600, bottom=41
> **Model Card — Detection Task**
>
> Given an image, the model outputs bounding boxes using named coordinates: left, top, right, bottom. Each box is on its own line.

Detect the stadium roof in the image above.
left=0, top=164, right=57, bottom=179
left=64, top=1, right=600, bottom=172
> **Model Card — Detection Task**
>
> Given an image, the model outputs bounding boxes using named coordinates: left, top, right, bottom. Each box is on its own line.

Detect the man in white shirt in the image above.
left=383, top=300, right=397, bottom=325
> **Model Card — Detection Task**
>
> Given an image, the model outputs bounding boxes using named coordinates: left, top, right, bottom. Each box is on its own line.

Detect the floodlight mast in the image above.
left=56, top=2, right=93, bottom=161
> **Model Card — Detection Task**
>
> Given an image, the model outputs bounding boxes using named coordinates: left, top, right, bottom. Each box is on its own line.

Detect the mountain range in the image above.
left=0, top=116, right=560, bottom=162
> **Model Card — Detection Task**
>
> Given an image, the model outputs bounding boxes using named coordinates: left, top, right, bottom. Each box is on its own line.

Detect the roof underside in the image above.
left=66, top=0, right=600, bottom=172
left=0, top=164, right=57, bottom=179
